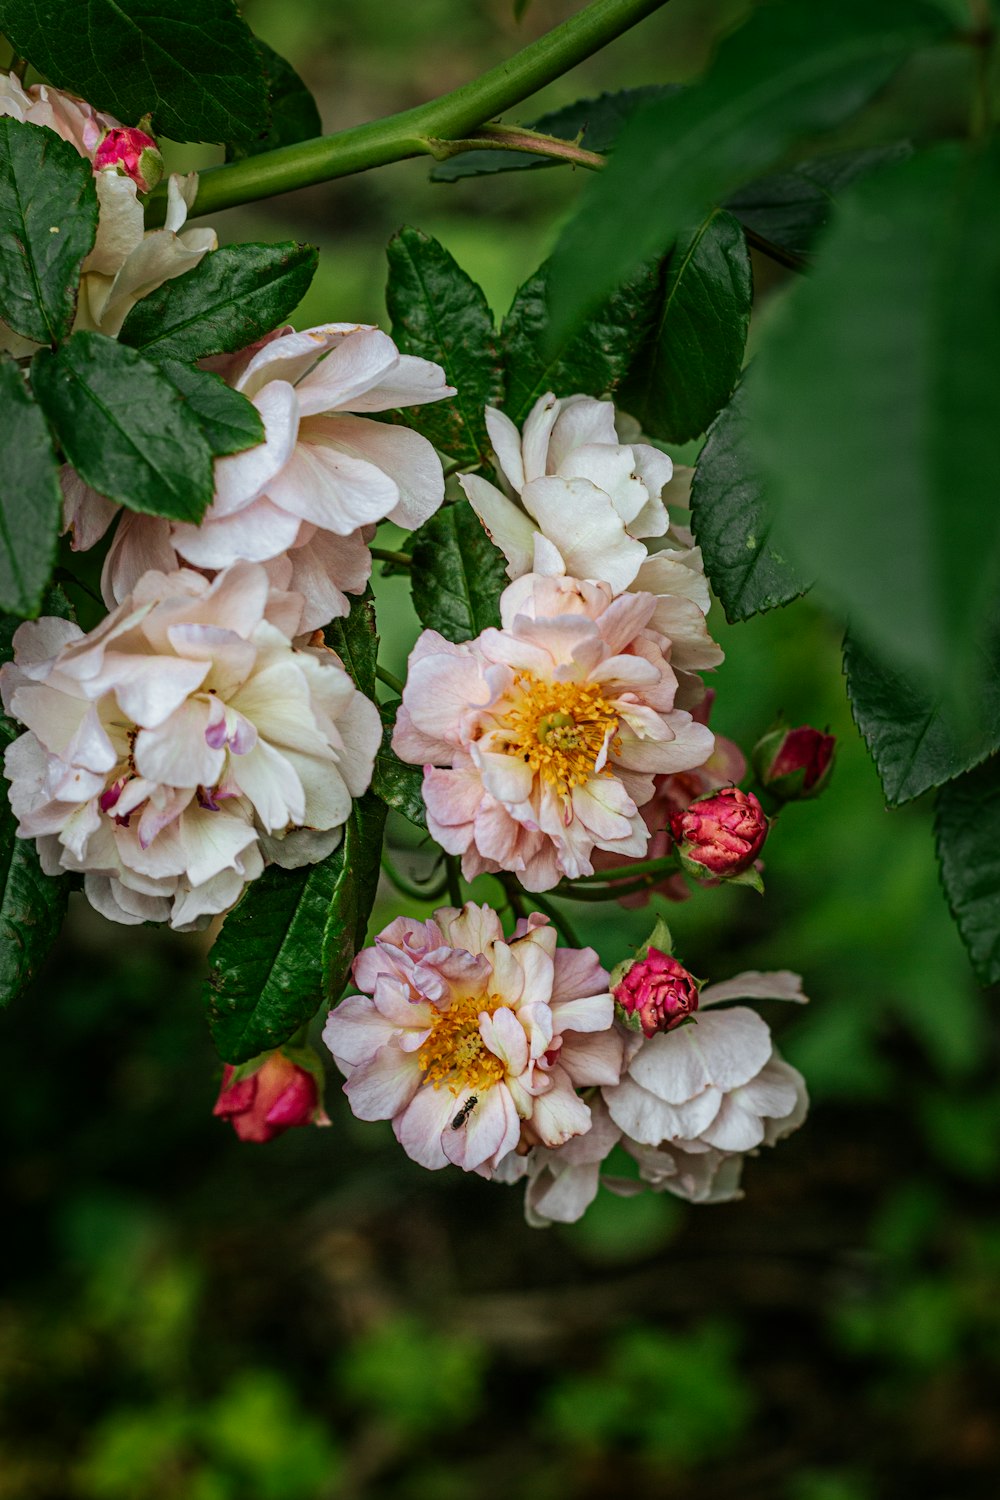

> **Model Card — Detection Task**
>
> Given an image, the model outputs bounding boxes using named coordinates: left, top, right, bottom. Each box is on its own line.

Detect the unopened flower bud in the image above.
left=753, top=724, right=835, bottom=802
left=670, top=787, right=768, bottom=880
left=213, top=1050, right=329, bottom=1143
left=93, top=125, right=163, bottom=194
left=614, top=948, right=699, bottom=1037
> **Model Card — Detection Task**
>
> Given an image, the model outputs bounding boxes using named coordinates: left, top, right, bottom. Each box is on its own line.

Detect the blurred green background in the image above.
left=3, top=2, right=999, bottom=1497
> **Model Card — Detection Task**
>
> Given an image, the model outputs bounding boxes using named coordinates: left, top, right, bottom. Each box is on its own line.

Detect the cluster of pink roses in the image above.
left=318, top=902, right=807, bottom=1224
left=0, top=74, right=815, bottom=1225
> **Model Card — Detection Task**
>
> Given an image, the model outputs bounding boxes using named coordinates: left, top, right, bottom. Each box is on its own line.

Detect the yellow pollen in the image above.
left=418, top=993, right=507, bottom=1094
left=501, top=673, right=620, bottom=797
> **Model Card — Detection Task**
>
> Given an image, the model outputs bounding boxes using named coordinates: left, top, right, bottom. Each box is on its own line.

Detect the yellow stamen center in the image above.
left=418, top=993, right=507, bottom=1094
left=500, top=673, right=620, bottom=797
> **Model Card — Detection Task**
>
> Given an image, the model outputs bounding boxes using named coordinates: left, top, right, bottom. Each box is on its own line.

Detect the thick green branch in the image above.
left=146, top=0, right=671, bottom=224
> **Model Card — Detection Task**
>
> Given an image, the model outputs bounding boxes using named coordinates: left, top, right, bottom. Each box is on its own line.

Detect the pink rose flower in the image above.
left=213, top=1051, right=329, bottom=1142
left=0, top=561, right=381, bottom=929
left=614, top=948, right=699, bottom=1037
left=71, top=322, right=455, bottom=632
left=670, top=786, right=768, bottom=878
left=392, top=569, right=716, bottom=890
left=323, top=904, right=623, bottom=1176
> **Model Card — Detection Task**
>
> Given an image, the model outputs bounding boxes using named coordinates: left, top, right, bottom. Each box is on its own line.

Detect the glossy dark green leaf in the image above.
left=936, top=757, right=1000, bottom=986
left=227, top=41, right=321, bottom=160
left=325, top=590, right=378, bottom=701
left=689, top=379, right=808, bottom=623
left=0, top=355, right=63, bottom=616
left=410, top=502, right=507, bottom=644
left=844, top=632, right=1000, bottom=807
left=619, top=208, right=751, bottom=444
left=502, top=256, right=658, bottom=427
left=430, top=85, right=676, bottom=181
left=750, top=144, right=1000, bottom=698
left=1, top=0, right=268, bottom=145
left=160, top=361, right=264, bottom=457
left=386, top=227, right=502, bottom=468
left=726, top=142, right=912, bottom=259
left=0, top=587, right=72, bottom=1005
left=205, top=794, right=387, bottom=1063
left=546, top=0, right=948, bottom=340
left=119, top=242, right=318, bottom=363
left=32, top=332, right=214, bottom=523
left=0, top=117, right=98, bottom=345
left=372, top=701, right=427, bottom=830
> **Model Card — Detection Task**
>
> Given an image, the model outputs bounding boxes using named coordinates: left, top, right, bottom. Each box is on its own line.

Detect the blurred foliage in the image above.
left=2, top=1, right=999, bottom=1498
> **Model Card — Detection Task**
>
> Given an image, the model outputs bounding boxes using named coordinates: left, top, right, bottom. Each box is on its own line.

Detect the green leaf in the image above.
left=749, top=143, right=1000, bottom=701
left=325, top=590, right=378, bottom=701
left=618, top=208, right=751, bottom=444
left=160, top=361, right=264, bottom=457
left=227, top=41, right=322, bottom=159
left=689, top=378, right=808, bottom=622
left=0, top=116, right=98, bottom=345
left=546, top=0, right=948, bottom=340
left=1, top=0, right=268, bottom=146
left=0, top=355, right=63, bottom=616
left=32, top=332, right=214, bottom=523
left=410, top=502, right=507, bottom=643
left=726, top=142, right=912, bottom=259
left=502, top=256, right=658, bottom=427
left=385, top=227, right=502, bottom=468
left=0, top=588, right=72, bottom=1006
left=205, top=794, right=387, bottom=1064
left=430, top=85, right=677, bottom=182
left=372, top=701, right=427, bottom=830
left=844, top=632, right=1000, bottom=807
left=936, top=757, right=1000, bottom=986
left=118, top=242, right=319, bottom=363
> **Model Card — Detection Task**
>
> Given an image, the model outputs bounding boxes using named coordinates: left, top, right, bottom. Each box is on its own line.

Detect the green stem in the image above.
left=375, top=664, right=405, bottom=695
left=555, top=877, right=658, bottom=902
left=742, top=225, right=809, bottom=274
left=502, top=877, right=529, bottom=922
left=521, top=889, right=583, bottom=947
left=445, top=854, right=463, bottom=908
left=9, top=52, right=28, bottom=83
left=381, top=851, right=450, bottom=903
left=563, top=853, right=681, bottom=886
left=370, top=547, right=412, bottom=569
left=145, top=0, right=672, bottom=224
left=427, top=122, right=606, bottom=171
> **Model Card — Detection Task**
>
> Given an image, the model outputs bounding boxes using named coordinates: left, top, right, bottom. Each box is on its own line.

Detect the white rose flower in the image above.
left=461, top=392, right=673, bottom=593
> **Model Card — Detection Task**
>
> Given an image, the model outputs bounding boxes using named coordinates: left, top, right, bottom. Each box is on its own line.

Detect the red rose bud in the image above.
left=213, top=1051, right=328, bottom=1143
left=94, top=125, right=163, bottom=193
left=670, top=786, right=768, bottom=879
left=753, top=724, right=836, bottom=802
left=614, top=948, right=699, bottom=1037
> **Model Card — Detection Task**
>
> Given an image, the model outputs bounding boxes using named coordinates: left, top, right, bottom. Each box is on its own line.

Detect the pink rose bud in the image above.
left=752, top=724, right=836, bottom=802
left=213, top=1051, right=328, bottom=1143
left=93, top=125, right=163, bottom=193
left=670, top=786, right=768, bottom=879
left=614, top=948, right=699, bottom=1037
